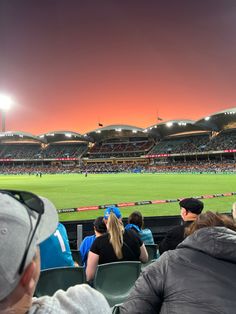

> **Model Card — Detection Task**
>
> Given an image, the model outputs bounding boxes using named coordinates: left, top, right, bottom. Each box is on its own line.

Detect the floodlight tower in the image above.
left=0, top=94, right=13, bottom=132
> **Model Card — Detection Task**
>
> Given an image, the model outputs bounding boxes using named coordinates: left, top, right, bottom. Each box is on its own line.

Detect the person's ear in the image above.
left=20, top=260, right=36, bottom=295
left=181, top=208, right=187, bottom=218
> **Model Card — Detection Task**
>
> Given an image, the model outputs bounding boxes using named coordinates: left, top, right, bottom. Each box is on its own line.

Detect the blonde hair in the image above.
left=107, top=212, right=124, bottom=259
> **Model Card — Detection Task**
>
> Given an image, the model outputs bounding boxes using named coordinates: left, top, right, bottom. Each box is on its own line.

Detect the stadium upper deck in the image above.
left=0, top=107, right=236, bottom=163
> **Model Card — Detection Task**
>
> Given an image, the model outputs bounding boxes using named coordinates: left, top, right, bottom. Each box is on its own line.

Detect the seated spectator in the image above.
left=159, top=197, right=204, bottom=255
left=79, top=216, right=107, bottom=266
left=120, top=211, right=236, bottom=314
left=86, top=207, right=148, bottom=282
left=125, top=211, right=154, bottom=244
left=40, top=222, right=75, bottom=270
left=0, top=190, right=110, bottom=313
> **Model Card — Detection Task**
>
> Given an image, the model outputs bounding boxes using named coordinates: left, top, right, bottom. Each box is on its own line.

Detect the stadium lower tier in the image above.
left=0, top=154, right=235, bottom=174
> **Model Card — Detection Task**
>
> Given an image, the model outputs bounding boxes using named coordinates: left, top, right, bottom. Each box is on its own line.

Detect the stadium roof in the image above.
left=38, top=131, right=89, bottom=143
left=1, top=107, right=236, bottom=144
left=195, top=107, right=236, bottom=131
left=86, top=124, right=147, bottom=141
left=146, top=120, right=207, bottom=138
left=0, top=131, right=42, bottom=143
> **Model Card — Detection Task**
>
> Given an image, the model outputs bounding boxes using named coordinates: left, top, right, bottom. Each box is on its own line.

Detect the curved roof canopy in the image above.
left=146, top=120, right=207, bottom=139
left=38, top=130, right=89, bottom=143
left=195, top=107, right=236, bottom=131
left=0, top=131, right=42, bottom=143
left=86, top=124, right=148, bottom=141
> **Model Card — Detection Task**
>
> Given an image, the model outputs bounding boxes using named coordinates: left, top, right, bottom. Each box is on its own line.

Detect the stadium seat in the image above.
left=142, top=244, right=158, bottom=268
left=93, top=261, right=141, bottom=307
left=71, top=249, right=83, bottom=266
left=34, top=266, right=85, bottom=297
left=145, top=244, right=158, bottom=260
left=112, top=304, right=122, bottom=314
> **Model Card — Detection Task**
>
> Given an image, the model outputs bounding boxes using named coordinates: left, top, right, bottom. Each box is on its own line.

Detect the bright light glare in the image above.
left=166, top=122, right=173, bottom=127
left=0, top=94, right=13, bottom=111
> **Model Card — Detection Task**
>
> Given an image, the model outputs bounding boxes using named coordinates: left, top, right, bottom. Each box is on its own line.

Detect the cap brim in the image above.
left=37, top=196, right=59, bottom=244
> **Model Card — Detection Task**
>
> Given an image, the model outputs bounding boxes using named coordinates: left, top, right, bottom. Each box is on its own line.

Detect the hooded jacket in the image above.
left=120, top=227, right=236, bottom=314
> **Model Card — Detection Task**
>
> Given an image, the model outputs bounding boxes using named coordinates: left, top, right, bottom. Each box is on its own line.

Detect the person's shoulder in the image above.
left=57, top=223, right=67, bottom=233
left=30, top=284, right=111, bottom=314
left=124, top=229, right=142, bottom=242
left=80, top=235, right=96, bottom=247
left=140, top=228, right=152, bottom=234
left=124, top=228, right=137, bottom=237
left=83, top=234, right=96, bottom=242
left=139, top=228, right=154, bottom=244
left=93, top=233, right=109, bottom=244
left=167, top=224, right=184, bottom=234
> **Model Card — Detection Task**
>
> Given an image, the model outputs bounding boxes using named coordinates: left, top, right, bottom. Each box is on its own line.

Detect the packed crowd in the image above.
left=150, top=130, right=236, bottom=154
left=42, top=143, right=88, bottom=158
left=1, top=130, right=236, bottom=162
left=150, top=134, right=210, bottom=154
left=1, top=159, right=236, bottom=175
left=0, top=142, right=88, bottom=159
left=0, top=163, right=145, bottom=175
left=148, top=160, right=236, bottom=173
left=0, top=144, right=42, bottom=159
left=1, top=190, right=236, bottom=313
left=0, top=164, right=71, bottom=175
left=88, top=141, right=153, bottom=158
left=80, top=163, right=145, bottom=173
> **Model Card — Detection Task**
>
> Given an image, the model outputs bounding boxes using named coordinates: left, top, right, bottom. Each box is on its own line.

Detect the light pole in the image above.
left=0, top=94, right=13, bottom=132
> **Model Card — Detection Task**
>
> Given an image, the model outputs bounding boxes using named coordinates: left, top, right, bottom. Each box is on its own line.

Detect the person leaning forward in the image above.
left=0, top=190, right=111, bottom=314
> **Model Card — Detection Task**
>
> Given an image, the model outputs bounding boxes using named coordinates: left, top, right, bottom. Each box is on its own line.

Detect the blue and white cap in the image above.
left=104, top=206, right=122, bottom=220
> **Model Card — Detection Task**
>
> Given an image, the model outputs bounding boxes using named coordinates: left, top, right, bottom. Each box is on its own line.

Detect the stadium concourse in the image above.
left=0, top=107, right=236, bottom=174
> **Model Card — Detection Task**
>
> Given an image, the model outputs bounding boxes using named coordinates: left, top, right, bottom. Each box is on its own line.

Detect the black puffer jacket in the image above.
left=120, top=227, right=236, bottom=314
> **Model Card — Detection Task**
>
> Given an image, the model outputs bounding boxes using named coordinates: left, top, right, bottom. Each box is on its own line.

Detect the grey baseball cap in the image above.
left=0, top=193, right=58, bottom=301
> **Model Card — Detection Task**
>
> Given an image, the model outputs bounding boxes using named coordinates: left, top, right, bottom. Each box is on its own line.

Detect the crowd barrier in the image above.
left=58, top=191, right=236, bottom=213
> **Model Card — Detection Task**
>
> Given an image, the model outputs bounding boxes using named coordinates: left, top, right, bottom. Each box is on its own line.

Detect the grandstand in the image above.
left=1, top=107, right=236, bottom=257
left=0, top=108, right=236, bottom=174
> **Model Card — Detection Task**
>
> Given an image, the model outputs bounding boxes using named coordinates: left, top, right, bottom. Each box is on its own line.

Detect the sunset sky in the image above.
left=0, top=0, right=236, bottom=135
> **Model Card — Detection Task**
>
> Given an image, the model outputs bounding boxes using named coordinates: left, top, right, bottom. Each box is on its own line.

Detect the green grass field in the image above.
left=1, top=173, right=235, bottom=221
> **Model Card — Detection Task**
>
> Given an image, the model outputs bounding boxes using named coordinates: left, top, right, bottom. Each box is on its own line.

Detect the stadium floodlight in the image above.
left=0, top=94, right=14, bottom=132
left=166, top=122, right=173, bottom=127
